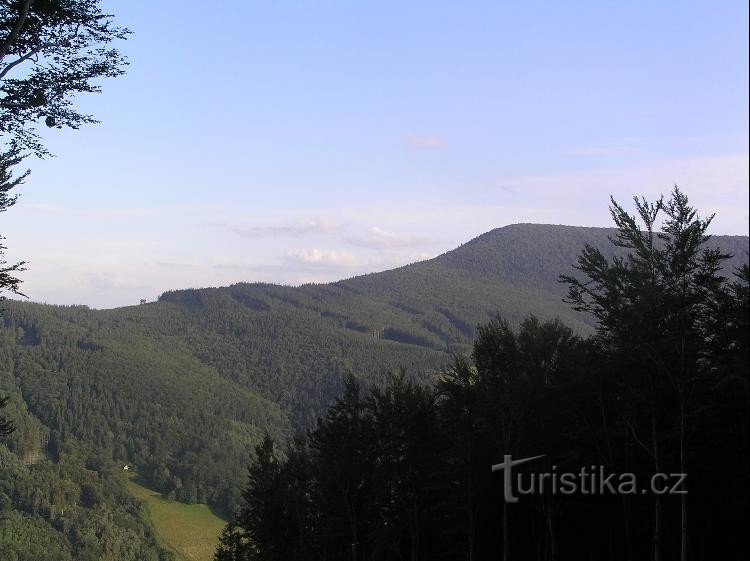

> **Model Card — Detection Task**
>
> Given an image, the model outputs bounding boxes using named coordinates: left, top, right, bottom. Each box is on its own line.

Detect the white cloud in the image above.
left=225, top=217, right=339, bottom=238
left=347, top=226, right=436, bottom=249
left=286, top=248, right=361, bottom=268
left=284, top=247, right=435, bottom=276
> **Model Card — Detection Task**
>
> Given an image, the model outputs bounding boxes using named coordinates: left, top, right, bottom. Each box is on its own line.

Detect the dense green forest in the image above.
left=0, top=216, right=747, bottom=559
left=217, top=191, right=750, bottom=560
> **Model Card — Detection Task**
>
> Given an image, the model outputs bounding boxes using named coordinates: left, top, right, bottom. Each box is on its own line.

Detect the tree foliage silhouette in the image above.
left=561, top=187, right=733, bottom=561
left=0, top=0, right=129, bottom=299
left=0, top=0, right=130, bottom=154
left=217, top=189, right=748, bottom=561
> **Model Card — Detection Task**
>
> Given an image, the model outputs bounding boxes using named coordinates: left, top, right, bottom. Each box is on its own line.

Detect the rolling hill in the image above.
left=0, top=223, right=747, bottom=559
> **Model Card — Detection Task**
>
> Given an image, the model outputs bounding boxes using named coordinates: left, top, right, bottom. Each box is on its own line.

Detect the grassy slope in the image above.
left=126, top=474, right=226, bottom=561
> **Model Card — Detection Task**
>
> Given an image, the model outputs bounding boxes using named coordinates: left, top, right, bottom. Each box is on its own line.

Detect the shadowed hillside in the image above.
left=1, top=224, right=747, bottom=520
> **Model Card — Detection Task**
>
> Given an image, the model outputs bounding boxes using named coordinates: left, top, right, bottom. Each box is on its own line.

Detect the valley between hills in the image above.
left=1, top=223, right=747, bottom=560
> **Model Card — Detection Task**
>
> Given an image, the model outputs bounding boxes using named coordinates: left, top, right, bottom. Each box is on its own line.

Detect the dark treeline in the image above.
left=217, top=189, right=749, bottom=561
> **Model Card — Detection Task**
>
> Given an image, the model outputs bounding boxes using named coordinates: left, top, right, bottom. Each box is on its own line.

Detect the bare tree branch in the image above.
left=0, top=43, right=44, bottom=79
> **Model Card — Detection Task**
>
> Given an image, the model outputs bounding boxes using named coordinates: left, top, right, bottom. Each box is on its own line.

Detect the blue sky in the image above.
left=3, top=0, right=748, bottom=308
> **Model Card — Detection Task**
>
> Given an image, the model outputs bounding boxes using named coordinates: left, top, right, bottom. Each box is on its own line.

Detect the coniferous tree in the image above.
left=472, top=317, right=524, bottom=560
left=232, top=434, right=284, bottom=560
left=366, top=373, right=447, bottom=561
left=561, top=187, right=732, bottom=561
left=310, top=374, right=372, bottom=560
left=214, top=525, right=252, bottom=561
left=0, top=144, right=26, bottom=298
left=437, top=356, right=482, bottom=560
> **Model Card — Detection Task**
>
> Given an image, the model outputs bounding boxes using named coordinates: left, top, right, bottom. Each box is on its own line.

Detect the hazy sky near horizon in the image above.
left=2, top=0, right=748, bottom=308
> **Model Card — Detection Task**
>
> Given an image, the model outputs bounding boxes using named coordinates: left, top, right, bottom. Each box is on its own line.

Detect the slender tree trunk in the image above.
left=348, top=512, right=358, bottom=560
left=410, top=502, right=419, bottom=561
left=342, top=490, right=358, bottom=561
left=625, top=430, right=635, bottom=561
left=652, top=407, right=662, bottom=561
left=533, top=506, right=543, bottom=561
left=621, top=495, right=633, bottom=561
left=503, top=500, right=509, bottom=561
left=468, top=496, right=475, bottom=561
left=546, top=499, right=556, bottom=561
left=680, top=400, right=688, bottom=561
left=468, top=445, right=475, bottom=561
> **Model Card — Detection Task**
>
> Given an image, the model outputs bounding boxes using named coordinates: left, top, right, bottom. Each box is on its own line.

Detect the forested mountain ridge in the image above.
left=0, top=224, right=747, bottom=559
left=163, top=223, right=749, bottom=346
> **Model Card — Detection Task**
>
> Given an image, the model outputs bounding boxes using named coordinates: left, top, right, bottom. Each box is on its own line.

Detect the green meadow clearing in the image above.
left=126, top=474, right=227, bottom=561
